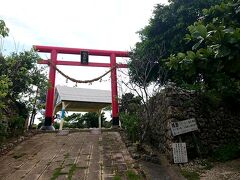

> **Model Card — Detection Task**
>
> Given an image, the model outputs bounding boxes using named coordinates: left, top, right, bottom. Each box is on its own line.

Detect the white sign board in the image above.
left=170, top=118, right=198, bottom=136
left=172, top=143, right=188, bottom=163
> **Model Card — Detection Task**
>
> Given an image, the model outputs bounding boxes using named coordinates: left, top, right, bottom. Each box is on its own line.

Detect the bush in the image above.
left=37, top=122, right=43, bottom=129
left=8, top=116, right=25, bottom=137
left=126, top=170, right=141, bottom=180
left=180, top=169, right=200, bottom=180
left=120, top=113, right=140, bottom=143
left=53, top=122, right=60, bottom=129
left=0, top=122, right=8, bottom=143
left=31, top=124, right=38, bottom=129
left=212, top=143, right=240, bottom=162
left=102, top=120, right=111, bottom=128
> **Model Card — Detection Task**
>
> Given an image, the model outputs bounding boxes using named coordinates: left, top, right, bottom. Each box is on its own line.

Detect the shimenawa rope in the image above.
left=47, top=60, right=115, bottom=84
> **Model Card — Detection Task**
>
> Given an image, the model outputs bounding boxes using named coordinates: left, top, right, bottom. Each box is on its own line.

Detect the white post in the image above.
left=98, top=109, right=102, bottom=129
left=119, top=118, right=122, bottom=128
left=59, top=102, right=65, bottom=130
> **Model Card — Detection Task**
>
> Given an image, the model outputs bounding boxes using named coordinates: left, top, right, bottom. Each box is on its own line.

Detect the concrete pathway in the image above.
left=0, top=131, right=142, bottom=180
left=139, top=161, right=185, bottom=180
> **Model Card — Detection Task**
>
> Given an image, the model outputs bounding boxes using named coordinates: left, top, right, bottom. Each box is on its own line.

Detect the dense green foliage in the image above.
left=0, top=51, right=47, bottom=100
left=0, top=20, right=9, bottom=38
left=120, top=113, right=140, bottom=142
left=61, top=112, right=110, bottom=129
left=180, top=169, right=200, bottom=180
left=119, top=93, right=141, bottom=114
left=129, top=0, right=240, bottom=108
left=119, top=93, right=141, bottom=142
left=130, top=0, right=223, bottom=84
left=63, top=113, right=85, bottom=128
left=0, top=20, right=10, bottom=109
left=167, top=0, right=240, bottom=103
left=0, top=75, right=10, bottom=109
left=212, top=143, right=240, bottom=162
left=0, top=51, right=47, bottom=119
left=0, top=19, right=47, bottom=142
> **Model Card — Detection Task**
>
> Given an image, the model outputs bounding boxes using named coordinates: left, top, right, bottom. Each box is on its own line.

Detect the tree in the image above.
left=63, top=112, right=108, bottom=128
left=0, top=50, right=48, bottom=128
left=166, top=0, right=240, bottom=108
left=0, top=74, right=10, bottom=109
left=0, top=19, right=9, bottom=39
left=130, top=0, right=240, bottom=107
left=0, top=19, right=48, bottom=139
left=119, top=93, right=142, bottom=142
left=0, top=51, right=47, bottom=99
left=120, top=60, right=163, bottom=143
left=82, top=112, right=106, bottom=128
left=130, top=0, right=223, bottom=84
left=124, top=0, right=240, bottom=144
left=64, top=113, right=85, bottom=128
left=119, top=93, right=141, bottom=114
left=0, top=20, right=10, bottom=109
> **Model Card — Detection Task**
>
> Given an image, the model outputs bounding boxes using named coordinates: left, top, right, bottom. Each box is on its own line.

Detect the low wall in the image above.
left=145, top=84, right=240, bottom=161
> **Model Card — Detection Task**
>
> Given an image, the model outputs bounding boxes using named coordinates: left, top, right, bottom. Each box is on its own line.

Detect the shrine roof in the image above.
left=53, top=85, right=111, bottom=113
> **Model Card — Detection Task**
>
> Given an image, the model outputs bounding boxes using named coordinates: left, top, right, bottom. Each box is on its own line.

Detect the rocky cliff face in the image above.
left=143, top=84, right=240, bottom=161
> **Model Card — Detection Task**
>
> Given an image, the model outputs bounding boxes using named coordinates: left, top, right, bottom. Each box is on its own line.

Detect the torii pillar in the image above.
left=43, top=50, right=57, bottom=130
left=110, top=53, right=119, bottom=126
left=34, top=45, right=128, bottom=130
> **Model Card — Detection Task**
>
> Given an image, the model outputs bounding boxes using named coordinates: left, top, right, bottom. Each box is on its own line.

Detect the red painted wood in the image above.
left=45, top=50, right=57, bottom=123
left=34, top=45, right=129, bottom=57
left=110, top=53, right=118, bottom=118
left=38, top=60, right=127, bottom=68
left=35, top=45, right=129, bottom=127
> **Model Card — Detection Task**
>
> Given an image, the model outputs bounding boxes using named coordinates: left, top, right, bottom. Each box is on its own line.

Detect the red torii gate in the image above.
left=34, top=45, right=128, bottom=130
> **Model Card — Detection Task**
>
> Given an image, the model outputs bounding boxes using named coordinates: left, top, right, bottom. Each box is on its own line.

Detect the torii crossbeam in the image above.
left=34, top=45, right=128, bottom=130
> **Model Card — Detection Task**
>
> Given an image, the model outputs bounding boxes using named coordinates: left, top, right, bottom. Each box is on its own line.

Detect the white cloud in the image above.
left=1, top=0, right=169, bottom=122
left=1, top=0, right=168, bottom=90
left=1, top=0, right=168, bottom=48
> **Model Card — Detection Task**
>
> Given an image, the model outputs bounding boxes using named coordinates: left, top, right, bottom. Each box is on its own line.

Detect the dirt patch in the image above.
left=0, top=130, right=39, bottom=157
left=119, top=129, right=185, bottom=179
left=180, top=158, right=240, bottom=180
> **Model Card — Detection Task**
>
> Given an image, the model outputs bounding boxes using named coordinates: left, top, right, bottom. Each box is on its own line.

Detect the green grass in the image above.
left=126, top=170, right=141, bottom=180
left=113, top=170, right=141, bottom=180
left=51, top=167, right=62, bottom=180
left=113, top=175, right=121, bottom=180
left=51, top=163, right=79, bottom=180
left=64, top=153, right=70, bottom=159
left=200, top=159, right=213, bottom=170
left=68, top=164, right=77, bottom=180
left=180, top=169, right=200, bottom=180
left=13, top=153, right=26, bottom=159
left=212, top=144, right=240, bottom=162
